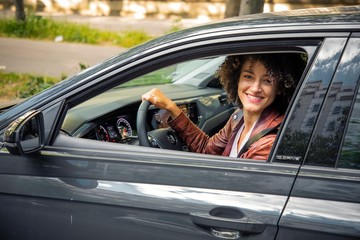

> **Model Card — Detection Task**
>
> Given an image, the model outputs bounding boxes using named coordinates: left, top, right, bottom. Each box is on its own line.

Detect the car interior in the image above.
left=60, top=52, right=308, bottom=154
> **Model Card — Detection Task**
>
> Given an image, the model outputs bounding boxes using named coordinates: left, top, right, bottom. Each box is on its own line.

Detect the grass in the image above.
left=0, top=62, right=176, bottom=103
left=0, top=13, right=184, bottom=103
left=0, top=71, right=61, bottom=102
left=0, top=14, right=154, bottom=48
left=0, top=13, right=163, bottom=102
left=0, top=61, right=91, bottom=103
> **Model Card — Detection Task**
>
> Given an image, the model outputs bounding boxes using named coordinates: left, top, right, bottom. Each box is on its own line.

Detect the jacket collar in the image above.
left=222, top=104, right=283, bottom=156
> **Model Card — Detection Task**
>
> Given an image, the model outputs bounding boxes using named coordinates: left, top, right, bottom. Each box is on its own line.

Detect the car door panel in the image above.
left=277, top=35, right=360, bottom=239
left=0, top=136, right=300, bottom=240
left=277, top=167, right=360, bottom=240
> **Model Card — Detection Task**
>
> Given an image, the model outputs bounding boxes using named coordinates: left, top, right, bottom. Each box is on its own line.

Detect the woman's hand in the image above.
left=142, top=88, right=181, bottom=118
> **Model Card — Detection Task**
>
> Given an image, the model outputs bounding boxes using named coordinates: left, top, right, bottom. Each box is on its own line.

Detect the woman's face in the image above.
left=238, top=59, right=278, bottom=118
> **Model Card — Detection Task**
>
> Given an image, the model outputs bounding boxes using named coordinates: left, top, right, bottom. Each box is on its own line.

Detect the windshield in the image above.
left=119, top=56, right=225, bottom=88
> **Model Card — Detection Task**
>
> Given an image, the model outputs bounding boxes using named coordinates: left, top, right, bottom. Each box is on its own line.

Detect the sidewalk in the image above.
left=0, top=11, right=209, bottom=78
left=1, top=10, right=209, bottom=36
left=40, top=13, right=208, bottom=36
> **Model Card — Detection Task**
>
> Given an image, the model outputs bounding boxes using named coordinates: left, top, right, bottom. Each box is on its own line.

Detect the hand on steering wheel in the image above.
left=136, top=100, right=188, bottom=151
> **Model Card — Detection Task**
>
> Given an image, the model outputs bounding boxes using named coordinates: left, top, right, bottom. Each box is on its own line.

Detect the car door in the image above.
left=0, top=35, right=345, bottom=240
left=276, top=35, right=360, bottom=239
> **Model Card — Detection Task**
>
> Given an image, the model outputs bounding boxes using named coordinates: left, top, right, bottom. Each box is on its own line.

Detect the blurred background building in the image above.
left=1, top=0, right=359, bottom=20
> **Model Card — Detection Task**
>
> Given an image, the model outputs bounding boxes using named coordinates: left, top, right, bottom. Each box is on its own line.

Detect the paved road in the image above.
left=0, top=37, right=124, bottom=78
left=0, top=15, right=206, bottom=78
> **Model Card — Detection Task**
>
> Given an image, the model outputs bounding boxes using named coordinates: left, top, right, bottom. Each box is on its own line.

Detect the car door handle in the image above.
left=190, top=207, right=265, bottom=235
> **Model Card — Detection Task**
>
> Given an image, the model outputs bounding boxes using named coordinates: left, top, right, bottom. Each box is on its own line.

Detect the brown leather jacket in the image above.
left=168, top=105, right=283, bottom=160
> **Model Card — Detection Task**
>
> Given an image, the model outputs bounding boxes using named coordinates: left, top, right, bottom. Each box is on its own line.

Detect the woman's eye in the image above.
left=263, top=79, right=273, bottom=85
left=243, top=74, right=253, bottom=79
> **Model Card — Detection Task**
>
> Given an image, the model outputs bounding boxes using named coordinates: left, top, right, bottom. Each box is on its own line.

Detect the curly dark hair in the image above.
left=216, top=53, right=306, bottom=114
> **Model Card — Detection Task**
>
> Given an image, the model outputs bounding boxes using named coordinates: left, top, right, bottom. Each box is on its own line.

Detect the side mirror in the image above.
left=3, top=110, right=44, bottom=155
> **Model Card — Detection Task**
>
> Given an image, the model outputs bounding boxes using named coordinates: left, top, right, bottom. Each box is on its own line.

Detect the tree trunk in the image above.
left=15, top=0, right=26, bottom=21
left=225, top=0, right=265, bottom=18
left=224, top=0, right=241, bottom=18
left=239, top=0, right=265, bottom=15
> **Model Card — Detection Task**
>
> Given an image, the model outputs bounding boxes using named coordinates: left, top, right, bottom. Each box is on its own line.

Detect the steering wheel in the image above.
left=136, top=100, right=188, bottom=151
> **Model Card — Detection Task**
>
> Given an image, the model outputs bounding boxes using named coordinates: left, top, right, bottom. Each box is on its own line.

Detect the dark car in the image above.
left=1, top=5, right=360, bottom=240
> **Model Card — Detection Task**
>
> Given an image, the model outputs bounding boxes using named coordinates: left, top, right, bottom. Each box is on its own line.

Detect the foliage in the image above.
left=17, top=75, right=58, bottom=98
left=0, top=14, right=153, bottom=48
left=276, top=129, right=310, bottom=159
left=339, top=147, right=360, bottom=169
left=0, top=61, right=174, bottom=101
left=0, top=71, right=60, bottom=101
left=0, top=13, right=184, bottom=102
left=78, top=62, right=89, bottom=71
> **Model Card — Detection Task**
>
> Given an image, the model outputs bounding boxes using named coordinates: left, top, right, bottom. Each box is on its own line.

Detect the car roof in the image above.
left=128, top=5, right=359, bottom=63
left=155, top=5, right=360, bottom=42
left=229, top=5, right=360, bottom=20
left=195, top=5, right=360, bottom=29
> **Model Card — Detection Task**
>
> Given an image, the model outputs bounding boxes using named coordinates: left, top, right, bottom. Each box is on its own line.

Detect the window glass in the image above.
left=312, top=104, right=320, bottom=112
left=305, top=38, right=360, bottom=167
left=338, top=91, right=360, bottom=169
left=118, top=57, right=225, bottom=88
left=332, top=106, right=341, bottom=114
left=119, top=65, right=175, bottom=88
left=274, top=38, right=347, bottom=164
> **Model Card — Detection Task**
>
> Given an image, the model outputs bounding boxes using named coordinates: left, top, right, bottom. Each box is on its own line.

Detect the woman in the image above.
left=142, top=53, right=305, bottom=160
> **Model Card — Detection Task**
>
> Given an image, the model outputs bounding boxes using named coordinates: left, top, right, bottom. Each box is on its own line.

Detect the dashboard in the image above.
left=150, top=103, right=199, bottom=129
left=95, top=116, right=136, bottom=143
left=62, top=84, right=234, bottom=147
left=85, top=102, right=200, bottom=144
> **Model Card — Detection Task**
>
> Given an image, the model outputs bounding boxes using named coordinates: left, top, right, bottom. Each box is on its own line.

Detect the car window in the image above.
left=273, top=38, right=348, bottom=164
left=118, top=56, right=225, bottom=88
left=338, top=88, right=360, bottom=169
left=118, top=65, right=175, bottom=88
left=300, top=37, right=360, bottom=168
left=61, top=50, right=310, bottom=161
left=337, top=39, right=360, bottom=170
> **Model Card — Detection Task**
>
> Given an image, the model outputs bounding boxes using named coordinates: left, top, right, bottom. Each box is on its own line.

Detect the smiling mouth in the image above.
left=246, top=94, right=263, bottom=102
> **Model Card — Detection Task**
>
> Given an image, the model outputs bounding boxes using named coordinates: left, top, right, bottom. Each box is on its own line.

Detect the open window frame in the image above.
left=53, top=38, right=318, bottom=164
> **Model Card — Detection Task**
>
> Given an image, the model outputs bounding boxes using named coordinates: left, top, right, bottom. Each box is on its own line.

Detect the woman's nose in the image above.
left=249, top=79, right=261, bottom=92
